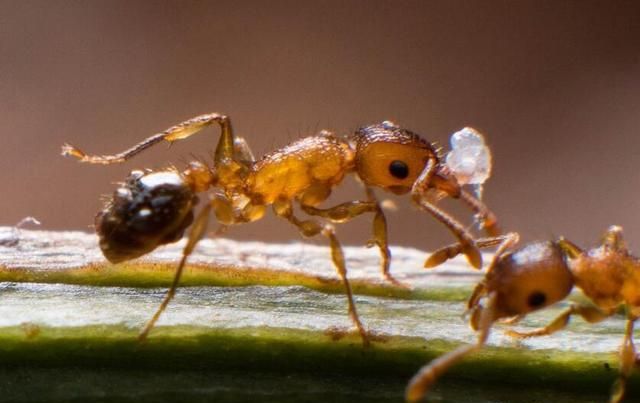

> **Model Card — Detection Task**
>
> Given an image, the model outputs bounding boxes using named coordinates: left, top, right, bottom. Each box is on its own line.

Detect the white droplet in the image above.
left=446, top=127, right=492, bottom=186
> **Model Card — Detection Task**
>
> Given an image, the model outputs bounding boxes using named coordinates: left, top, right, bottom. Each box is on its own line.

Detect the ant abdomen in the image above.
left=96, top=170, right=198, bottom=263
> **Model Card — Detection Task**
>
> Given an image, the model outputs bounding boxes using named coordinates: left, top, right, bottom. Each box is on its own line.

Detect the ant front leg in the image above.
left=405, top=293, right=498, bottom=402
left=466, top=232, right=519, bottom=328
left=504, top=304, right=614, bottom=339
left=273, top=198, right=371, bottom=347
left=414, top=199, right=483, bottom=269
left=425, top=235, right=512, bottom=268
left=457, top=188, right=500, bottom=236
left=300, top=187, right=401, bottom=287
left=410, top=158, right=483, bottom=269
left=407, top=233, right=518, bottom=402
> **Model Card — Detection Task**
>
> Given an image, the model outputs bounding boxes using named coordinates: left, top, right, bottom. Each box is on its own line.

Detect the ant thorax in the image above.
left=246, top=135, right=353, bottom=206
left=569, top=245, right=633, bottom=308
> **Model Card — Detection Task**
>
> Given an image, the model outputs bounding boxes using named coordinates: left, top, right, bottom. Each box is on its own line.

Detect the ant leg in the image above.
left=467, top=282, right=487, bottom=312
left=425, top=235, right=512, bottom=268
left=411, top=158, right=483, bottom=269
left=611, top=316, right=637, bottom=403
left=505, top=304, right=614, bottom=339
left=405, top=293, right=498, bottom=402
left=466, top=233, right=519, bottom=329
left=458, top=189, right=500, bottom=236
left=364, top=187, right=396, bottom=286
left=426, top=169, right=500, bottom=236
left=323, top=225, right=371, bottom=347
left=138, top=203, right=213, bottom=342
left=406, top=221, right=516, bottom=401
left=210, top=191, right=265, bottom=225
left=140, top=192, right=256, bottom=342
left=62, top=113, right=234, bottom=165
left=273, top=199, right=370, bottom=347
left=414, top=199, right=483, bottom=269
left=300, top=200, right=376, bottom=222
left=499, top=314, right=525, bottom=325
left=301, top=190, right=399, bottom=287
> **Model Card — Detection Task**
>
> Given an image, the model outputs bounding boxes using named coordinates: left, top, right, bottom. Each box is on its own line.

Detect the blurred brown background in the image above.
left=1, top=0, right=639, bottom=253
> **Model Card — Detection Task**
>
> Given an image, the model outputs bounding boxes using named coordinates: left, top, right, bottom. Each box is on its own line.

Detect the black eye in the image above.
left=527, top=291, right=547, bottom=308
left=389, top=160, right=409, bottom=179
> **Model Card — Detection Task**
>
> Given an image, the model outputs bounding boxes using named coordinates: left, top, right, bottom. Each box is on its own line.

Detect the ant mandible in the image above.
left=406, top=226, right=640, bottom=403
left=62, top=113, right=499, bottom=346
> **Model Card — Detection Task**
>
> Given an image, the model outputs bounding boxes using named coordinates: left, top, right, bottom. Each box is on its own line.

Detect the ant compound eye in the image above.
left=527, top=291, right=547, bottom=308
left=389, top=160, right=409, bottom=179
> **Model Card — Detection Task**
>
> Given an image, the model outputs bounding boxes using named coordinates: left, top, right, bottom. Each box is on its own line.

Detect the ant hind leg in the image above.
left=405, top=293, right=498, bottom=402
left=138, top=203, right=214, bottom=342
left=62, top=113, right=234, bottom=165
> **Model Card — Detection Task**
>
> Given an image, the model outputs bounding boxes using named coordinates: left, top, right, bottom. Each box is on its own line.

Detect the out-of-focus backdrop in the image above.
left=1, top=0, right=639, bottom=253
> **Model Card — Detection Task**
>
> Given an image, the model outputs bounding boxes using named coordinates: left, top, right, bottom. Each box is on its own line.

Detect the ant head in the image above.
left=352, top=121, right=439, bottom=195
left=95, top=170, right=198, bottom=263
left=484, top=241, right=574, bottom=320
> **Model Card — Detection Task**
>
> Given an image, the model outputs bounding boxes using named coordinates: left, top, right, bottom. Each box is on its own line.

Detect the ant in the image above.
left=406, top=226, right=640, bottom=403
left=62, top=113, right=498, bottom=346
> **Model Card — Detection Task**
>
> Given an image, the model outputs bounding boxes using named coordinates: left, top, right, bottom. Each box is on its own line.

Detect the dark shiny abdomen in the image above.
left=95, top=170, right=197, bottom=263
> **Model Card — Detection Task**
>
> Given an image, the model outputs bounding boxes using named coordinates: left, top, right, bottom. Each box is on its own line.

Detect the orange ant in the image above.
left=407, top=226, right=640, bottom=403
left=61, top=113, right=498, bottom=346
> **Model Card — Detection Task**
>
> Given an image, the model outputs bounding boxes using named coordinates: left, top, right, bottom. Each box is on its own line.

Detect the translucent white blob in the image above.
left=446, top=127, right=492, bottom=186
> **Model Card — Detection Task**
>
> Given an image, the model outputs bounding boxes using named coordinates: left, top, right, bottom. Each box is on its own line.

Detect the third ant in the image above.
left=62, top=113, right=498, bottom=346
left=407, top=226, right=640, bottom=403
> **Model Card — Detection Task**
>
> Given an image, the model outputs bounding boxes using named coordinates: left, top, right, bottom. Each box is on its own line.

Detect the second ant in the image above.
left=407, top=226, right=640, bottom=403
